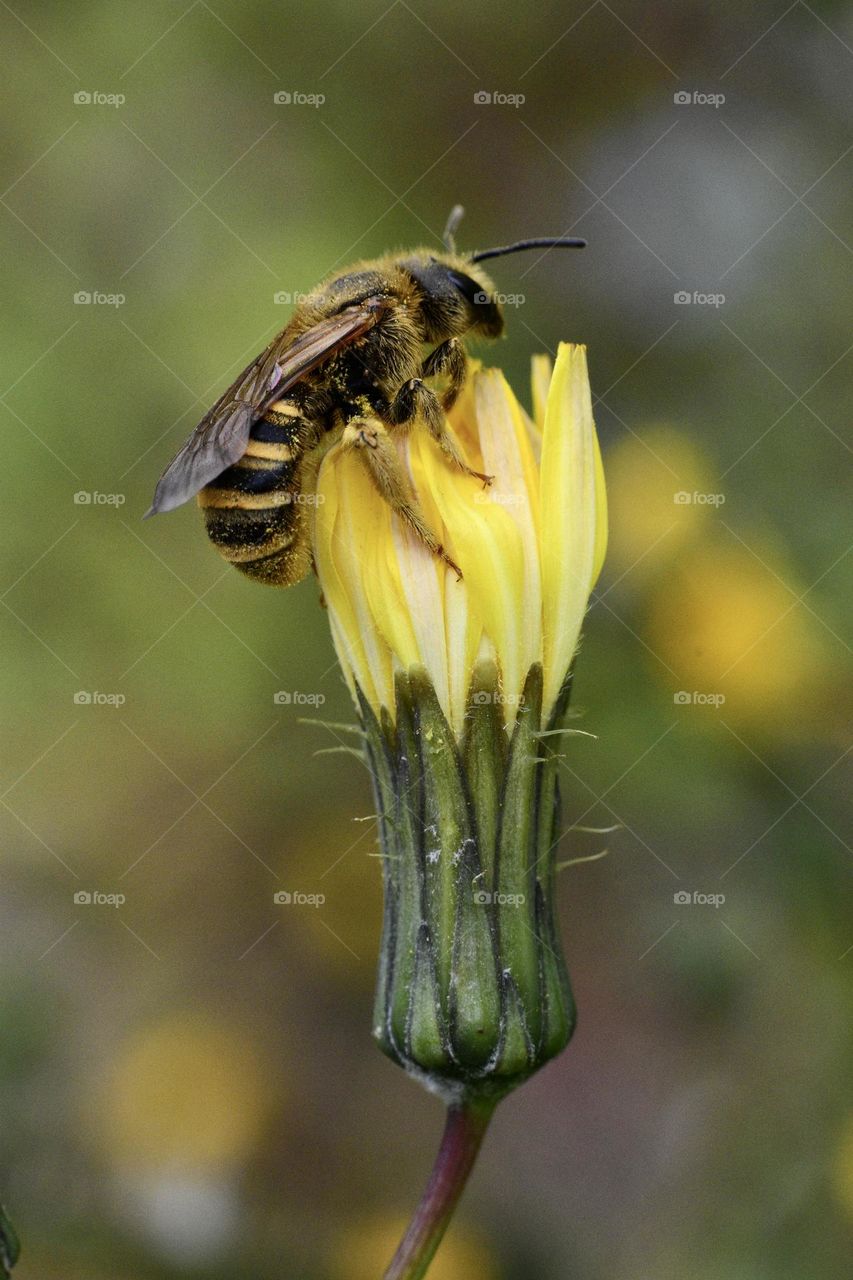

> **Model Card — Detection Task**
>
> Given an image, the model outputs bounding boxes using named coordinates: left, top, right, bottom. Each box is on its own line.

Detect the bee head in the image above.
left=399, top=208, right=586, bottom=344
left=399, top=251, right=505, bottom=342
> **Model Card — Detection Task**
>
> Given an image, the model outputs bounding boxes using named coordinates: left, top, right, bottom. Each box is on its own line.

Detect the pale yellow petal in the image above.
left=313, top=342, right=606, bottom=734
left=362, top=494, right=422, bottom=676
left=539, top=343, right=603, bottom=717
left=474, top=370, right=541, bottom=687
left=316, top=449, right=394, bottom=713
left=531, top=354, right=553, bottom=433
left=444, top=569, right=482, bottom=735
left=592, top=429, right=608, bottom=586
left=411, top=428, right=526, bottom=717
left=475, top=369, right=540, bottom=519
left=445, top=358, right=484, bottom=469
left=390, top=517, right=451, bottom=718
left=404, top=432, right=483, bottom=731
left=518, top=401, right=542, bottom=465
left=314, top=452, right=371, bottom=704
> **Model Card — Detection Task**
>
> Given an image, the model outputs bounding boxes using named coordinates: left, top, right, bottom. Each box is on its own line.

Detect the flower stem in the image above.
left=383, top=1097, right=497, bottom=1280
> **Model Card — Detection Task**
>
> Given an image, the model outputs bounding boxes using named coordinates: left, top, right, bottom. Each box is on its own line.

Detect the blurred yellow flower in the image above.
left=313, top=344, right=607, bottom=733
left=94, top=1014, right=271, bottom=1172
left=646, top=542, right=834, bottom=734
left=604, top=425, right=713, bottom=579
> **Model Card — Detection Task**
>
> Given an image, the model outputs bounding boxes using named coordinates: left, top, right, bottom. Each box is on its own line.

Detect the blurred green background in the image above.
left=1, top=1, right=851, bottom=1277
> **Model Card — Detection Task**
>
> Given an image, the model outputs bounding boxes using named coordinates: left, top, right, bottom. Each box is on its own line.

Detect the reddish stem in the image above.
left=383, top=1098, right=497, bottom=1280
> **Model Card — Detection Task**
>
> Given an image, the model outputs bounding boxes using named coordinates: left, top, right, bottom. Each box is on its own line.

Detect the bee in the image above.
left=147, top=207, right=584, bottom=583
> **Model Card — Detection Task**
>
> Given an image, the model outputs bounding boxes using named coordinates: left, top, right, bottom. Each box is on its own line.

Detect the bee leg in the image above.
left=341, top=419, right=463, bottom=579
left=388, top=379, right=492, bottom=487
left=421, top=337, right=467, bottom=411
left=309, top=553, right=328, bottom=607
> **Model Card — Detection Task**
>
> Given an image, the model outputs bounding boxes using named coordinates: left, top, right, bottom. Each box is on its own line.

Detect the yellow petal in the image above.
left=531, top=353, right=553, bottom=433
left=389, top=515, right=451, bottom=718
left=474, top=370, right=541, bottom=691
left=412, top=426, right=526, bottom=720
left=362, top=495, right=422, bottom=677
left=312, top=344, right=607, bottom=735
left=592, top=428, right=608, bottom=586
left=444, top=566, right=483, bottom=735
left=539, top=343, right=604, bottom=717
left=315, top=448, right=394, bottom=712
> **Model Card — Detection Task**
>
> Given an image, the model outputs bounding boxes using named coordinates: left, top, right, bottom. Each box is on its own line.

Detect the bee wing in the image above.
left=146, top=297, right=390, bottom=516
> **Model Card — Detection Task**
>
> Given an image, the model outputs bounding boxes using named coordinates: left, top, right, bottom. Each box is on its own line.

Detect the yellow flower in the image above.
left=94, top=1015, right=272, bottom=1173
left=312, top=344, right=607, bottom=1100
left=313, top=343, right=607, bottom=732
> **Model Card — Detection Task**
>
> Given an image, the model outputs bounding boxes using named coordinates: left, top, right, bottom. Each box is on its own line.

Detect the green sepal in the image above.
left=408, top=668, right=472, bottom=1013
left=494, top=665, right=544, bottom=1050
left=361, top=658, right=580, bottom=1100
left=386, top=673, right=424, bottom=1060
left=495, top=971, right=535, bottom=1077
left=449, top=836, right=501, bottom=1068
left=359, top=689, right=399, bottom=1058
left=407, top=923, right=451, bottom=1071
left=536, top=881, right=575, bottom=1058
left=461, top=658, right=506, bottom=890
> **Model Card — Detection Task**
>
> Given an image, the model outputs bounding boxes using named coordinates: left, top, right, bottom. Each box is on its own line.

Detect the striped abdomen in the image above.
left=198, top=398, right=317, bottom=586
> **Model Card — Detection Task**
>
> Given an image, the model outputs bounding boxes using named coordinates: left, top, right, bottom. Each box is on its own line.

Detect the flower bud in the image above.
left=365, top=660, right=575, bottom=1101
left=314, top=344, right=607, bottom=1101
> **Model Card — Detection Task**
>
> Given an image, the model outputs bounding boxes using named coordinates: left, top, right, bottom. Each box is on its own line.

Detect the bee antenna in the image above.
left=470, top=236, right=586, bottom=263
left=443, top=204, right=465, bottom=252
